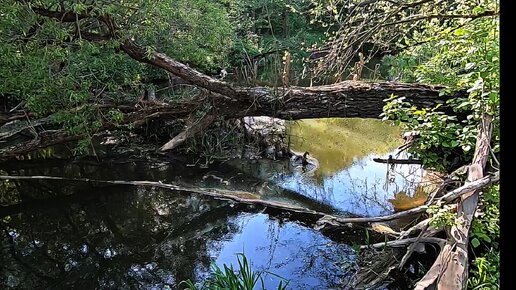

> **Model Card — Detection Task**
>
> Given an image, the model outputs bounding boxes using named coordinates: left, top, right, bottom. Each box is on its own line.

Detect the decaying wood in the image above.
left=0, top=174, right=402, bottom=227
left=353, top=249, right=404, bottom=289
left=160, top=114, right=216, bottom=151
left=0, top=79, right=462, bottom=157
left=398, top=221, right=430, bottom=269
left=317, top=172, right=496, bottom=227
left=0, top=6, right=470, bottom=158
left=0, top=174, right=426, bottom=231
left=398, top=219, right=430, bottom=240
left=371, top=222, right=401, bottom=237
left=415, top=113, right=493, bottom=290
left=361, top=237, right=446, bottom=250
left=0, top=169, right=496, bottom=234
left=351, top=116, right=497, bottom=289
left=437, top=171, right=498, bottom=202
left=0, top=111, right=34, bottom=127
left=373, top=157, right=423, bottom=165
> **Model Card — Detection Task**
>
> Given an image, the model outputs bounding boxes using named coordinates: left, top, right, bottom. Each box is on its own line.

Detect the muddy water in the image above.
left=0, top=118, right=426, bottom=289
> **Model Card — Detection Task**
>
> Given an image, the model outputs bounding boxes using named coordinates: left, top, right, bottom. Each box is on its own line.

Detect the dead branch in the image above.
left=415, top=113, right=493, bottom=290
left=438, top=171, right=498, bottom=203
left=373, top=157, right=423, bottom=165
left=360, top=237, right=446, bottom=250
left=160, top=114, right=216, bottom=151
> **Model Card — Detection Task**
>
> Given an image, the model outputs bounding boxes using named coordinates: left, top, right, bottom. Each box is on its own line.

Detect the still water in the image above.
left=1, top=118, right=425, bottom=289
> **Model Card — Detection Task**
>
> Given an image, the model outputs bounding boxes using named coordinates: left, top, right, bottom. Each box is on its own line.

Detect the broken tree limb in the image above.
left=0, top=159, right=497, bottom=228
left=373, top=157, right=423, bottom=165
left=0, top=174, right=425, bottom=225
left=360, top=237, right=446, bottom=250
left=160, top=114, right=216, bottom=151
left=437, top=171, right=498, bottom=202
left=415, top=113, right=493, bottom=290
left=0, top=174, right=327, bottom=215
left=0, top=174, right=442, bottom=227
left=318, top=171, right=496, bottom=226
left=398, top=219, right=430, bottom=240
left=0, top=111, right=34, bottom=127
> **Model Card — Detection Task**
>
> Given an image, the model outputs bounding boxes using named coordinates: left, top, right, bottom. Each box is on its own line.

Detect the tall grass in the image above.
left=181, top=253, right=289, bottom=290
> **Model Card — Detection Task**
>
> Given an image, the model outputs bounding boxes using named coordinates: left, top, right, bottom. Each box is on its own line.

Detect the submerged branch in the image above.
left=360, top=237, right=446, bottom=249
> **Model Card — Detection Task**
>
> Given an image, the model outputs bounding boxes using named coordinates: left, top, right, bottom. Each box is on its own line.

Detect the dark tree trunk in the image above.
left=0, top=10, right=465, bottom=158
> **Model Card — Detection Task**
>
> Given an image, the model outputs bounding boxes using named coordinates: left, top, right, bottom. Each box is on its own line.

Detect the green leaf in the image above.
left=471, top=238, right=480, bottom=248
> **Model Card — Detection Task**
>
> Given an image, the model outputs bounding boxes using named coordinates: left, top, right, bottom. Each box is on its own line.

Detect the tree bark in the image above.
left=415, top=113, right=493, bottom=290
left=1, top=7, right=465, bottom=157
left=120, top=41, right=461, bottom=120
left=1, top=78, right=461, bottom=157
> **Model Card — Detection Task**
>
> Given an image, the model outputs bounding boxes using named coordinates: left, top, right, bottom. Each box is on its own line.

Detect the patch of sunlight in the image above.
left=388, top=170, right=445, bottom=211
left=287, top=118, right=402, bottom=178
left=388, top=187, right=428, bottom=212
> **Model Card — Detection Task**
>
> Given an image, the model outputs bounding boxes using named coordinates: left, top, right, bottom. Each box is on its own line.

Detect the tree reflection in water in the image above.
left=0, top=179, right=356, bottom=289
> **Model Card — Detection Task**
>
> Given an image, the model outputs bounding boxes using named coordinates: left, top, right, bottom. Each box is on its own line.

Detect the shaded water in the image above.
left=1, top=118, right=427, bottom=289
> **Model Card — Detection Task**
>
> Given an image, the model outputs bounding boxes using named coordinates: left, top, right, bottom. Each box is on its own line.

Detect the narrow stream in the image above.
left=1, top=118, right=427, bottom=289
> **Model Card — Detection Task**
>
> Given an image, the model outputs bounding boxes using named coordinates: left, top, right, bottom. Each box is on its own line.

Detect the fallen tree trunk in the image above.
left=121, top=40, right=461, bottom=121
left=0, top=172, right=498, bottom=227
left=159, top=114, right=216, bottom=151
left=415, top=113, right=493, bottom=290
left=0, top=79, right=462, bottom=156
left=373, top=157, right=423, bottom=165
left=0, top=174, right=415, bottom=225
left=0, top=6, right=465, bottom=157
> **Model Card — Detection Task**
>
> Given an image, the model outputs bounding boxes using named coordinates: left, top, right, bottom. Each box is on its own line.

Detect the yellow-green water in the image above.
left=288, top=118, right=402, bottom=178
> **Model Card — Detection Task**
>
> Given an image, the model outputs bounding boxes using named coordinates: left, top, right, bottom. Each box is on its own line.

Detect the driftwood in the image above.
left=361, top=237, right=446, bottom=250
left=0, top=170, right=497, bottom=229
left=373, top=157, right=423, bottom=165
left=0, top=174, right=422, bottom=225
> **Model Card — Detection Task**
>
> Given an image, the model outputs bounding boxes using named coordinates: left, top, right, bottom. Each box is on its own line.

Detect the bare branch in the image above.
left=32, top=7, right=89, bottom=22
left=160, top=114, right=216, bottom=151
left=384, top=10, right=498, bottom=26
left=360, top=237, right=446, bottom=249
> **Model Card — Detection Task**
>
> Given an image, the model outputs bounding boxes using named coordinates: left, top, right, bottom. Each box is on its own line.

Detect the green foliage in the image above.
left=381, top=14, right=499, bottom=172
left=468, top=249, right=499, bottom=290
left=378, top=12, right=500, bottom=287
left=468, top=184, right=499, bottom=289
left=426, top=203, right=456, bottom=229
left=0, top=0, right=241, bottom=152
left=154, top=0, right=235, bottom=71
left=227, top=0, right=326, bottom=83
left=1, top=0, right=328, bottom=153
left=382, top=96, right=472, bottom=172
left=181, top=253, right=289, bottom=290
left=471, top=185, right=499, bottom=249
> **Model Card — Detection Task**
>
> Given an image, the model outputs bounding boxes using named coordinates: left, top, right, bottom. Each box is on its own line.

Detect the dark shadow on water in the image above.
left=0, top=179, right=361, bottom=289
left=0, top=118, right=430, bottom=289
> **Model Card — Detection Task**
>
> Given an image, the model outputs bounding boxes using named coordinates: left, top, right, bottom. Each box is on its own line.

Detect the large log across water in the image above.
left=0, top=8, right=464, bottom=157
left=0, top=78, right=461, bottom=157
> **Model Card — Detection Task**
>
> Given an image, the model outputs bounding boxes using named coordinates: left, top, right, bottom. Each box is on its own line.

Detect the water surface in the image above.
left=0, top=118, right=427, bottom=289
